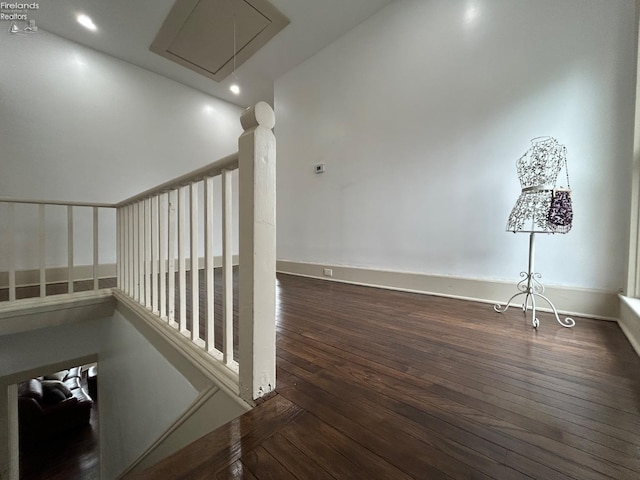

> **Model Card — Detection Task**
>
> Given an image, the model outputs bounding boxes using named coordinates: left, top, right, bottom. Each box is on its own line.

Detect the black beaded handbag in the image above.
left=547, top=162, right=573, bottom=233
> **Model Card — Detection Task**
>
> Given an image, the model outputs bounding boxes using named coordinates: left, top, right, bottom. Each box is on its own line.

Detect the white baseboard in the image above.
left=276, top=260, right=619, bottom=321
left=619, top=295, right=640, bottom=356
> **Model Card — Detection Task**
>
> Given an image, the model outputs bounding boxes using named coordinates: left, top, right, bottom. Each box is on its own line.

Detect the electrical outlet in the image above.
left=323, top=268, right=333, bottom=277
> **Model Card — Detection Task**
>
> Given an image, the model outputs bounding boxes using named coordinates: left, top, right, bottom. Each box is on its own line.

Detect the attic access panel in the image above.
left=151, top=0, right=289, bottom=82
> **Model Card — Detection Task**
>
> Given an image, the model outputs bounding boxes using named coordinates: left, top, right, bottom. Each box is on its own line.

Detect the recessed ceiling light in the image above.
left=72, top=55, right=88, bottom=68
left=230, top=84, right=240, bottom=95
left=463, top=4, right=479, bottom=25
left=77, top=14, right=97, bottom=32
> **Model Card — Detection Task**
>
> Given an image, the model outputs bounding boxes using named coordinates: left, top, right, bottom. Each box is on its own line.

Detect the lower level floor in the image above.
left=19, top=368, right=99, bottom=480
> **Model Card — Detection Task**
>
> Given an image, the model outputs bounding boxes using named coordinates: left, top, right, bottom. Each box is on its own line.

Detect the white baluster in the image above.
left=7, top=203, right=15, bottom=302
left=121, top=206, right=128, bottom=293
left=133, top=203, right=140, bottom=302
left=205, top=176, right=215, bottom=352
left=222, top=169, right=234, bottom=365
left=159, top=193, right=167, bottom=320
left=68, top=206, right=74, bottom=294
left=190, top=181, right=200, bottom=344
left=168, top=190, right=177, bottom=326
left=128, top=204, right=135, bottom=297
left=144, top=199, right=151, bottom=307
left=139, top=201, right=145, bottom=303
left=178, top=186, right=187, bottom=333
left=39, top=204, right=46, bottom=298
left=116, top=207, right=121, bottom=289
left=152, top=196, right=159, bottom=314
left=93, top=207, right=99, bottom=291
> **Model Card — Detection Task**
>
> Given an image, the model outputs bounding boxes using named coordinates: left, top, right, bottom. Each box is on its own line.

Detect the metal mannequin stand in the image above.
left=494, top=232, right=575, bottom=329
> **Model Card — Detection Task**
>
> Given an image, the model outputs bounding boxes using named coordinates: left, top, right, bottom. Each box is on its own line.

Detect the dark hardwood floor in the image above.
left=6, top=272, right=640, bottom=479
left=128, top=273, right=640, bottom=480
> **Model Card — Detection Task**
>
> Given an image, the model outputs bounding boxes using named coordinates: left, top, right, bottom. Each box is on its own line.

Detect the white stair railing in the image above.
left=0, top=199, right=115, bottom=300
left=117, top=153, right=239, bottom=358
left=0, top=102, right=276, bottom=403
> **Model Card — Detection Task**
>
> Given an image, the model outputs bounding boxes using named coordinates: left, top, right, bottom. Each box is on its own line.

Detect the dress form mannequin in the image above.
left=494, top=137, right=574, bottom=329
left=506, top=136, right=571, bottom=234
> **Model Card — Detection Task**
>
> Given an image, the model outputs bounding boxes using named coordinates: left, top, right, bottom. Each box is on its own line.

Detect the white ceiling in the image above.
left=30, top=0, right=395, bottom=107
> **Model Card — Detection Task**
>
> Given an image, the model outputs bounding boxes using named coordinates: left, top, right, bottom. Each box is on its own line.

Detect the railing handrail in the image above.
left=0, top=197, right=115, bottom=208
left=116, top=152, right=239, bottom=207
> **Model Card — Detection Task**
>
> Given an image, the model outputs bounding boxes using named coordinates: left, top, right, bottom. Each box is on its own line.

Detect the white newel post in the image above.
left=238, top=102, right=276, bottom=403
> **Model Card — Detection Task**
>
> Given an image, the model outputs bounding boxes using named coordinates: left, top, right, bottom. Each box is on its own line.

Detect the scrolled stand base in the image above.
left=493, top=276, right=575, bottom=329
left=494, top=233, right=575, bottom=329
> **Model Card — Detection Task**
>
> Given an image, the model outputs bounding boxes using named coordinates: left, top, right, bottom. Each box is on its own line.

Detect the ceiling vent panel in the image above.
left=151, top=0, right=289, bottom=81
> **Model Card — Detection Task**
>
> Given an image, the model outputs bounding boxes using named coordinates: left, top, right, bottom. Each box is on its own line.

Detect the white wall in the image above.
left=0, top=30, right=243, bottom=204
left=98, top=310, right=198, bottom=480
left=0, top=30, right=243, bottom=270
left=0, top=319, right=104, bottom=378
left=275, top=0, right=636, bottom=293
left=0, top=203, right=117, bottom=273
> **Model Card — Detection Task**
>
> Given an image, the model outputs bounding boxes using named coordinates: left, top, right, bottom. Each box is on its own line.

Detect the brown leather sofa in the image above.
left=18, top=367, right=93, bottom=443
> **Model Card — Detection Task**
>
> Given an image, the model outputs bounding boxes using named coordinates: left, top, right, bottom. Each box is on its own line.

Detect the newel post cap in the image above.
left=241, top=101, right=275, bottom=131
